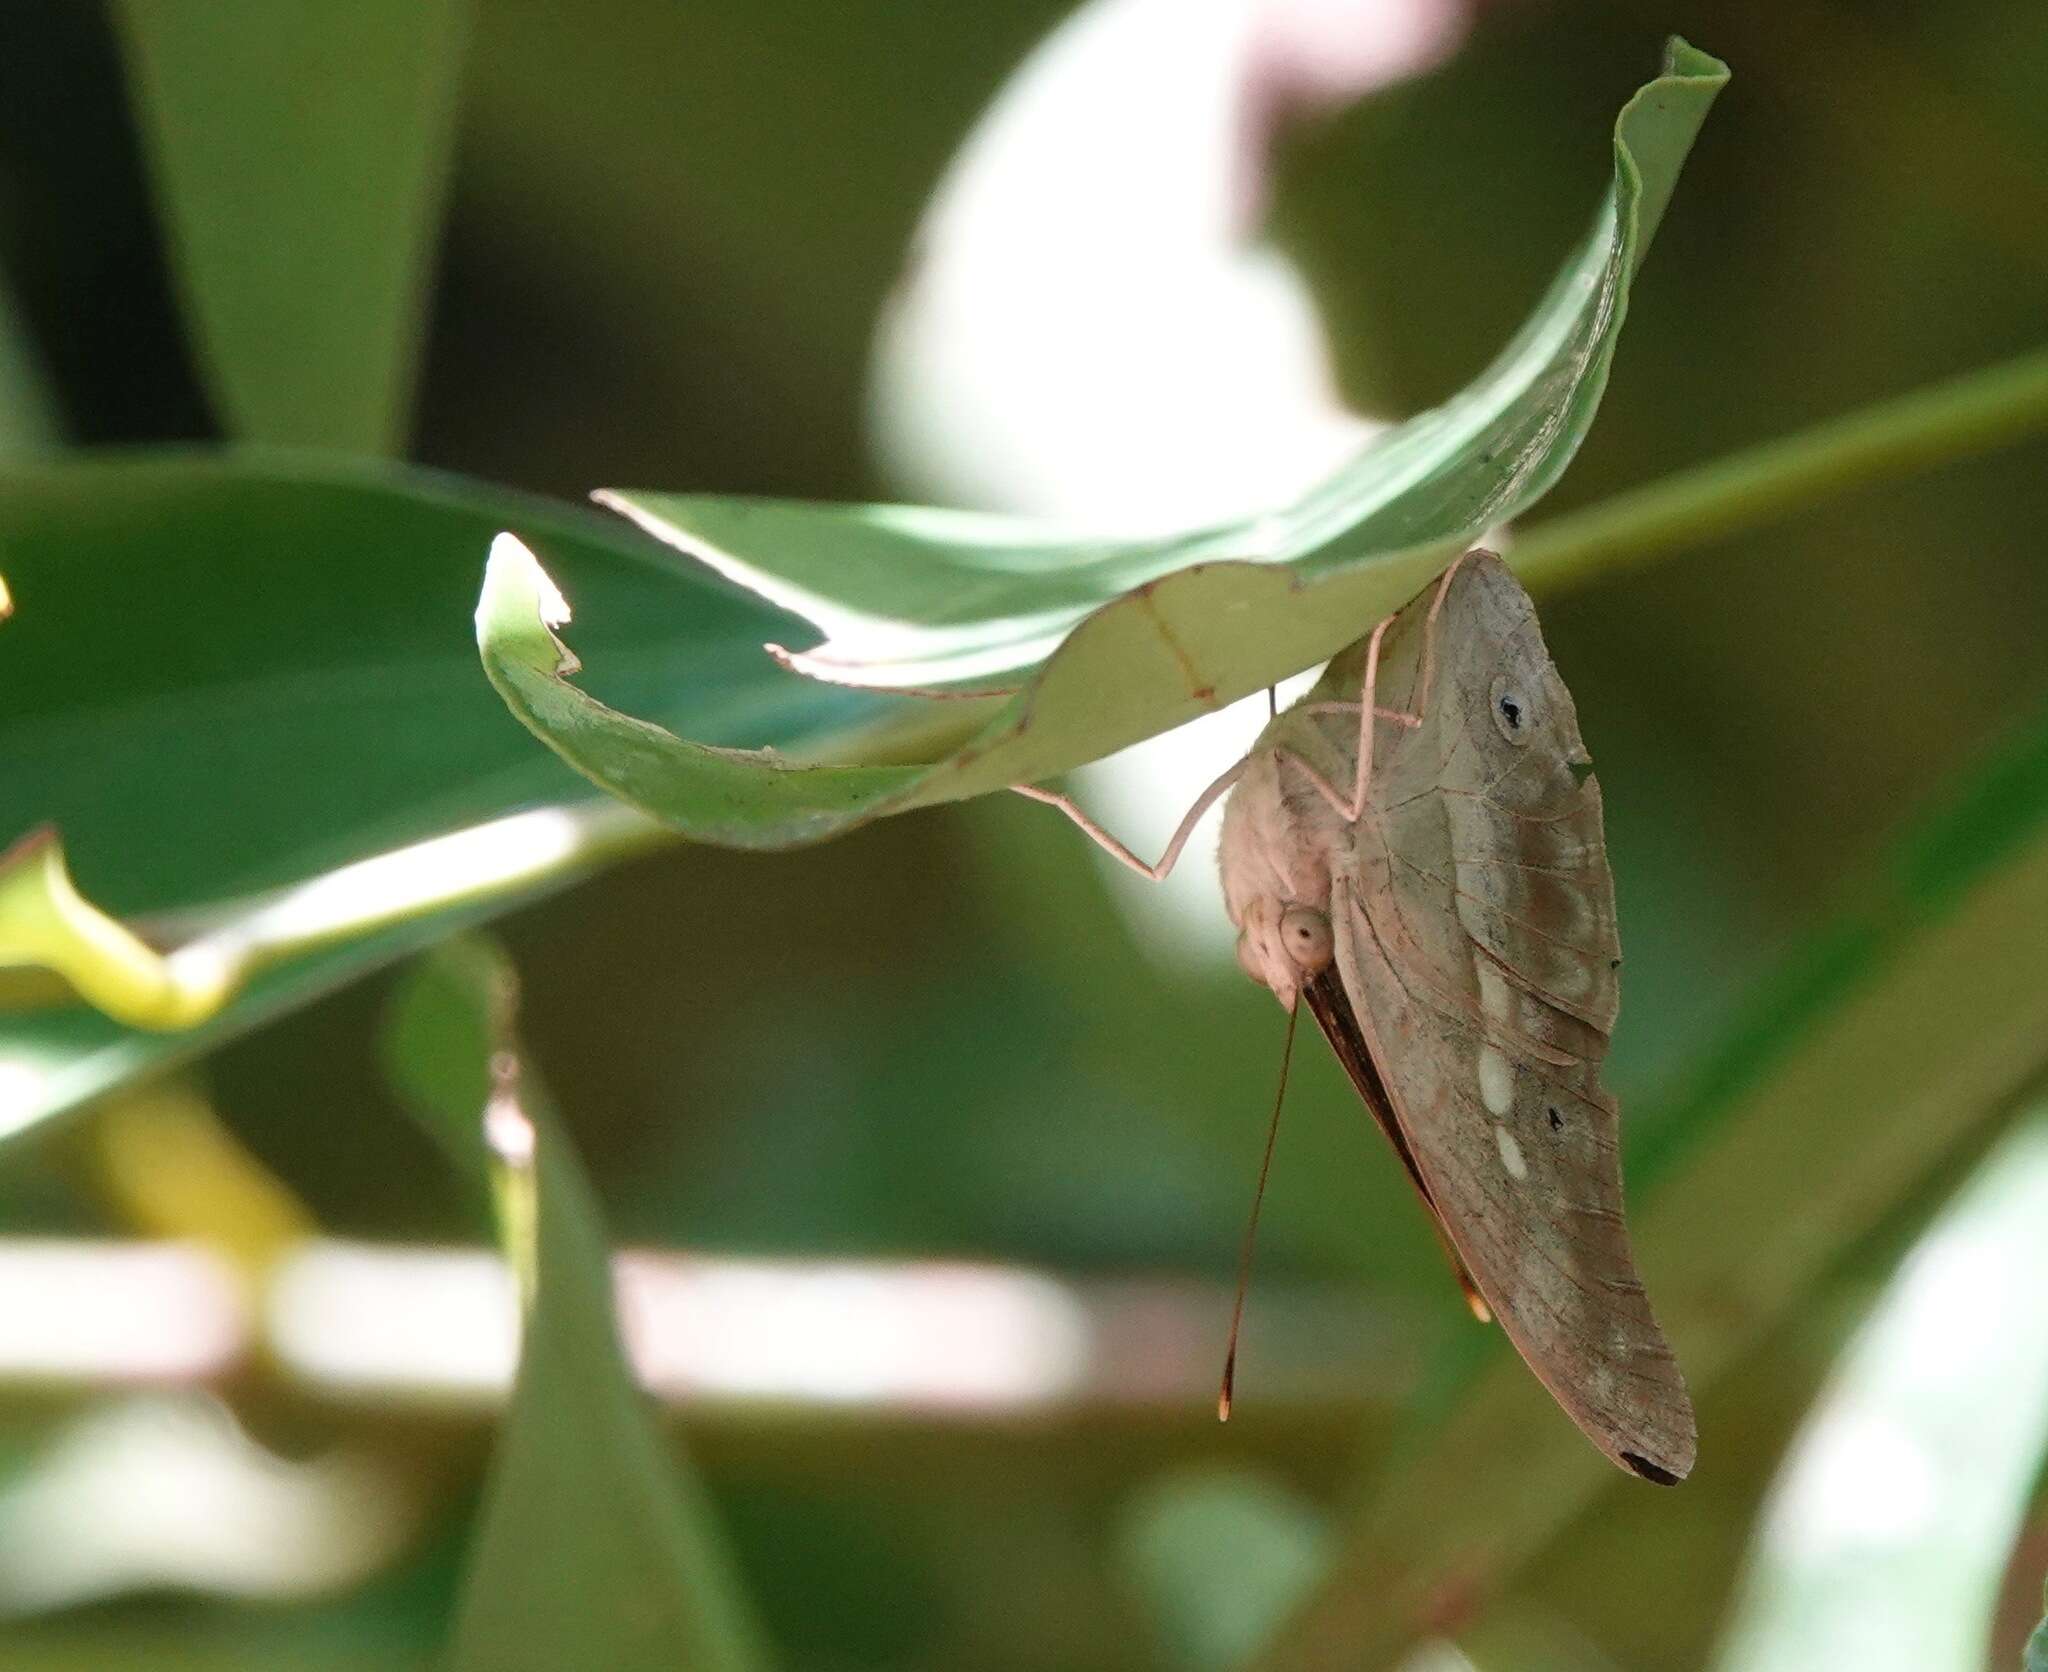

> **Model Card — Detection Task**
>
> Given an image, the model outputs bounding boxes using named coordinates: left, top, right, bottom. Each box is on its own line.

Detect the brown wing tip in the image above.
left=1620, top=1450, right=1687, bottom=1487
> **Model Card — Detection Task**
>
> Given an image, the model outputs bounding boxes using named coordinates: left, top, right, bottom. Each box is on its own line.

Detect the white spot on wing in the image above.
left=1476, top=963, right=1513, bottom=1025
left=1496, top=1124, right=1528, bottom=1179
left=1478, top=1045, right=1514, bottom=1116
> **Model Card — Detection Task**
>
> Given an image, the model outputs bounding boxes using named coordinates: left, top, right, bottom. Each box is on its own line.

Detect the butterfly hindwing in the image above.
left=1331, top=553, right=1695, bottom=1483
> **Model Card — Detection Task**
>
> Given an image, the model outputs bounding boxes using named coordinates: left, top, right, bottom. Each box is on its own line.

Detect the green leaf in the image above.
left=1707, top=1106, right=2048, bottom=1672
left=601, top=39, right=1725, bottom=693
left=0, top=268, right=58, bottom=454
left=0, top=451, right=890, bottom=910
left=0, top=900, right=528, bottom=1151
left=1118, top=1468, right=1331, bottom=1672
left=383, top=938, right=772, bottom=1672
left=0, top=451, right=908, bottom=1145
left=0, top=828, right=229, bottom=1029
left=478, top=535, right=935, bottom=849
left=486, top=40, right=1727, bottom=848
left=1248, top=696, right=2048, bottom=1671
left=113, top=0, right=469, bottom=453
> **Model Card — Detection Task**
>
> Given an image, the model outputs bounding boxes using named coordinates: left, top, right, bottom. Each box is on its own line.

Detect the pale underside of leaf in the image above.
left=481, top=40, right=1729, bottom=851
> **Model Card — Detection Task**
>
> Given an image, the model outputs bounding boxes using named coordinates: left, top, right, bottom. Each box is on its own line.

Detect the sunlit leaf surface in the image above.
left=0, top=452, right=897, bottom=1144
left=0, top=829, right=226, bottom=1029
left=486, top=41, right=1726, bottom=847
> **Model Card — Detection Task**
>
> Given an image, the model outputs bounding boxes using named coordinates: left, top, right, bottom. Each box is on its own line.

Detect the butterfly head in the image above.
left=1218, top=741, right=1348, bottom=1007
left=1232, top=897, right=1334, bottom=1010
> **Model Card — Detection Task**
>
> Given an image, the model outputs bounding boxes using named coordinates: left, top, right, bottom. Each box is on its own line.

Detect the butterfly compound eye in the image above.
left=1279, top=907, right=1333, bottom=973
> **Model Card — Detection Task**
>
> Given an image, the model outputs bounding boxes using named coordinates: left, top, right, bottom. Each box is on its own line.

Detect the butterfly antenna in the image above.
left=1219, top=998, right=1299, bottom=1421
left=1267, top=684, right=1279, bottom=719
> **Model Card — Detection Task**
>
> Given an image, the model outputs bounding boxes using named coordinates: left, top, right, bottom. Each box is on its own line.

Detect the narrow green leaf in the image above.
left=1708, top=1107, right=2048, bottom=1672
left=484, top=40, right=1726, bottom=848
left=478, top=535, right=935, bottom=848
left=599, top=40, right=1726, bottom=694
left=0, top=451, right=910, bottom=1146
left=1249, top=700, right=2048, bottom=1671
left=0, top=895, right=531, bottom=1151
left=384, top=938, right=772, bottom=1672
left=0, top=268, right=57, bottom=454
left=114, top=1, right=469, bottom=452
left=0, top=828, right=229, bottom=1029
left=1513, top=346, right=2048, bottom=597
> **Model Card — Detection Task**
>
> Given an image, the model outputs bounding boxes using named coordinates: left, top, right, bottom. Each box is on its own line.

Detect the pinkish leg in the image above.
left=1297, top=702, right=1419, bottom=729
left=1412, top=549, right=1473, bottom=722
left=1282, top=552, right=1473, bottom=823
left=1012, top=755, right=1249, bottom=882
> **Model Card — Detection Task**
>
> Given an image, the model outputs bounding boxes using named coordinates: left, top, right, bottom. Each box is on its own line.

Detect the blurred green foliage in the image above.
left=386, top=938, right=769, bottom=1672
left=0, top=3, right=2045, bottom=1670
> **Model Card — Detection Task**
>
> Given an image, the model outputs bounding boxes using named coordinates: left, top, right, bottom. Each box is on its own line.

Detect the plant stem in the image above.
left=1514, top=345, right=2048, bottom=589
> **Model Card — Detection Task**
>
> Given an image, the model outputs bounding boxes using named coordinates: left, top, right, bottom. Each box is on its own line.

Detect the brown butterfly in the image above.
left=1016, top=550, right=1695, bottom=1484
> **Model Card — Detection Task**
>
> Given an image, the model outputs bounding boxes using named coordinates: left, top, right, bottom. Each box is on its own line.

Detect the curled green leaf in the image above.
left=485, top=40, right=1727, bottom=849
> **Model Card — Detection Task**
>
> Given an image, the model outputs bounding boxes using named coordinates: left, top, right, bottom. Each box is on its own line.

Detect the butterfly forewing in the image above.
left=1332, top=554, right=1695, bottom=1483
left=1302, top=970, right=1493, bottom=1323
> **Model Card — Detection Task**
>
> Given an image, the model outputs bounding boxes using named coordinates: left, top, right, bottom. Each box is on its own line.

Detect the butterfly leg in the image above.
left=1012, top=756, right=1250, bottom=881
left=1411, top=548, right=1477, bottom=722
left=1296, top=701, right=1420, bottom=727
left=1277, top=608, right=1400, bottom=822
left=1279, top=551, right=1479, bottom=822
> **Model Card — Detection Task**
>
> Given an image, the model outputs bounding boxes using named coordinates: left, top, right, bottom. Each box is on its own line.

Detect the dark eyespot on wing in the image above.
left=1622, top=1451, right=1685, bottom=1486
